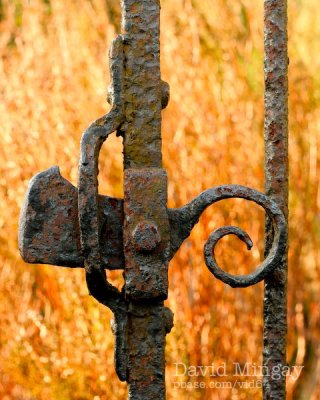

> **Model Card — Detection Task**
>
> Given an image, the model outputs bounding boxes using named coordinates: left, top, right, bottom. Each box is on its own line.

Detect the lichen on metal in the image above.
left=18, top=0, right=289, bottom=399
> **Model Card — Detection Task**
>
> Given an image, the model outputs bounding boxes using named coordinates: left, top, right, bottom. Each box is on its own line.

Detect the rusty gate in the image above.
left=18, top=0, right=288, bottom=399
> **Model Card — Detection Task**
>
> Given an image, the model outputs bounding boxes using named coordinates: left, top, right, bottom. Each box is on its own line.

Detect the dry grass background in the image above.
left=0, top=0, right=320, bottom=399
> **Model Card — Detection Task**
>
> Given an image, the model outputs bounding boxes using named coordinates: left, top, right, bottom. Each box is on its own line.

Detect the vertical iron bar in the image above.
left=126, top=303, right=173, bottom=400
left=121, top=1, right=173, bottom=399
left=263, top=1, right=288, bottom=399
left=122, top=0, right=162, bottom=169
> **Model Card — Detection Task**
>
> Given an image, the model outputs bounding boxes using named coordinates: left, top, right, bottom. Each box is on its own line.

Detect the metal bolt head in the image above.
left=132, top=221, right=161, bottom=253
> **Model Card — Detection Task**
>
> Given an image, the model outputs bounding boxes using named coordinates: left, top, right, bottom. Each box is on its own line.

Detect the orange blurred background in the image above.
left=0, top=0, right=319, bottom=399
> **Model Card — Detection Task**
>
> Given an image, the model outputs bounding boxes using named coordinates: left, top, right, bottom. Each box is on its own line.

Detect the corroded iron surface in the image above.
left=120, top=2, right=173, bottom=396
left=78, top=35, right=124, bottom=309
left=124, top=168, right=170, bottom=301
left=169, top=184, right=287, bottom=288
left=19, top=166, right=81, bottom=267
left=18, top=0, right=289, bottom=398
left=18, top=166, right=124, bottom=269
left=77, top=35, right=128, bottom=381
left=263, top=1, right=288, bottom=399
left=122, top=0, right=162, bottom=169
left=126, top=303, right=173, bottom=399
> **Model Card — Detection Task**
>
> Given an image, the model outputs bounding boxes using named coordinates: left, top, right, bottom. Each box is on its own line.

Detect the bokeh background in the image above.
left=0, top=0, right=319, bottom=399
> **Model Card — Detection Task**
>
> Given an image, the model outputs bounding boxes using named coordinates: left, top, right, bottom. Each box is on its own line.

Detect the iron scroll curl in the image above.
left=169, top=185, right=287, bottom=288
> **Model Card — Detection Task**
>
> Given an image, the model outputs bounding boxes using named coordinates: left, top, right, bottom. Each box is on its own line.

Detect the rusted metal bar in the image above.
left=121, top=2, right=173, bottom=398
left=121, top=0, right=163, bottom=170
left=263, top=1, right=288, bottom=399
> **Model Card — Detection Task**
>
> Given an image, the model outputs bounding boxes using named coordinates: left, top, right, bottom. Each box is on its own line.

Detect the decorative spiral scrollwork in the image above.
left=169, top=185, right=287, bottom=288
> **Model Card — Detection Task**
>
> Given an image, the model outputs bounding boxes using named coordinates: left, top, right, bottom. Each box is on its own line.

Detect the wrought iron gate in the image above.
left=18, top=0, right=288, bottom=398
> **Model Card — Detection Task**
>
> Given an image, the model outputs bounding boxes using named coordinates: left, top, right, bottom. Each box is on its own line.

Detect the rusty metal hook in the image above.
left=78, top=36, right=127, bottom=381
left=78, top=35, right=125, bottom=311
